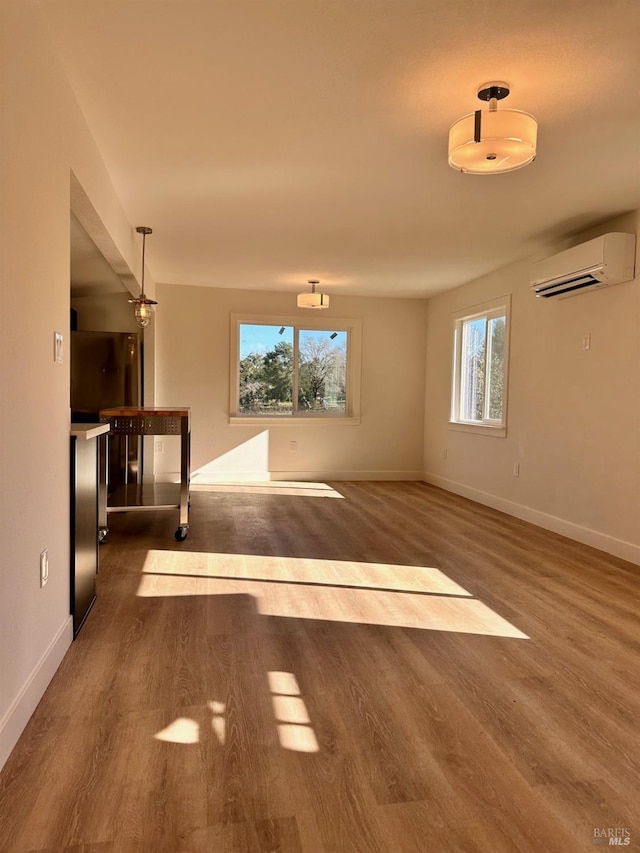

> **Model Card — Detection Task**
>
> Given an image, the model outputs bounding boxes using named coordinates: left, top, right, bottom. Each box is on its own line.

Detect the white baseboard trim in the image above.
left=159, top=470, right=424, bottom=484
left=269, top=470, right=424, bottom=481
left=0, top=616, right=73, bottom=771
left=423, top=473, right=640, bottom=566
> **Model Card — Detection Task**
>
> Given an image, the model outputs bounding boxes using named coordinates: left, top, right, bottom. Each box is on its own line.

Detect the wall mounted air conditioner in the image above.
left=530, top=232, right=636, bottom=299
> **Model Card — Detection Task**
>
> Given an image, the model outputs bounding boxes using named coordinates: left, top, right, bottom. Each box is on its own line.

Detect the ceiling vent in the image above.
left=530, top=232, right=636, bottom=299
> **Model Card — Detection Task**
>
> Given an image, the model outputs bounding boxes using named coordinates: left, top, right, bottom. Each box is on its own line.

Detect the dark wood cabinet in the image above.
left=70, top=424, right=109, bottom=637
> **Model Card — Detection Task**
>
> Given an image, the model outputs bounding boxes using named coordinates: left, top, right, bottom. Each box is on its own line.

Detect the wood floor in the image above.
left=0, top=481, right=638, bottom=852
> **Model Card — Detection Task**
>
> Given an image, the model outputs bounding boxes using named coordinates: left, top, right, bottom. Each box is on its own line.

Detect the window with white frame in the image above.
left=230, top=314, right=361, bottom=422
left=451, top=296, right=510, bottom=433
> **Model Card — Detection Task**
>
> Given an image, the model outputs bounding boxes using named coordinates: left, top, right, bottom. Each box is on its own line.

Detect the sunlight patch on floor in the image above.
left=154, top=702, right=227, bottom=746
left=272, top=696, right=312, bottom=725
left=191, top=481, right=344, bottom=498
left=137, top=551, right=528, bottom=639
left=152, top=682, right=319, bottom=752
left=208, top=701, right=226, bottom=744
left=269, top=671, right=319, bottom=753
left=277, top=724, right=320, bottom=753
left=268, top=671, right=301, bottom=696
left=141, top=550, right=471, bottom=596
left=154, top=717, right=200, bottom=745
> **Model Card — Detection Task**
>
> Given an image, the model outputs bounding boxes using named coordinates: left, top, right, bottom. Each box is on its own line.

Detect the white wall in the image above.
left=423, top=212, right=640, bottom=564
left=154, top=285, right=428, bottom=481
left=0, top=3, right=138, bottom=769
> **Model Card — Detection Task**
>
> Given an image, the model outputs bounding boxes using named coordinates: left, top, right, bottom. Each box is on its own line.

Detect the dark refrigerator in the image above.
left=70, top=330, right=142, bottom=487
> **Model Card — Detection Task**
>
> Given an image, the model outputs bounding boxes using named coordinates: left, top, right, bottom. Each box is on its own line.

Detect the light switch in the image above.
left=54, top=332, right=63, bottom=363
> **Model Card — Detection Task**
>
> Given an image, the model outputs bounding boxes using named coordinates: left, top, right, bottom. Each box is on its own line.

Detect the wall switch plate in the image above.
left=582, top=333, right=591, bottom=351
left=155, top=441, right=164, bottom=453
left=290, top=441, right=297, bottom=451
left=54, top=332, right=63, bottom=363
left=513, top=462, right=520, bottom=477
left=40, top=549, right=49, bottom=587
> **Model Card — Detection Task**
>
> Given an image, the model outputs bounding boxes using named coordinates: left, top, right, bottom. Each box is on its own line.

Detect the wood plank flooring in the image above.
left=0, top=481, right=638, bottom=852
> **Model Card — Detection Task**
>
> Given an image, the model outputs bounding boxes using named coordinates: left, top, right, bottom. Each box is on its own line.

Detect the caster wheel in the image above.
left=98, top=528, right=108, bottom=544
left=175, top=526, right=188, bottom=541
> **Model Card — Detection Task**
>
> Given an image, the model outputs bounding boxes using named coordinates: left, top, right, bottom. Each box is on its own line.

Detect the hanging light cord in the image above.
left=140, top=230, right=146, bottom=297
left=136, top=225, right=152, bottom=298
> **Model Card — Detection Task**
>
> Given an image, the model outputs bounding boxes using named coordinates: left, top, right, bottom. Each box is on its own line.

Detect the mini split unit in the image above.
left=530, top=232, right=636, bottom=299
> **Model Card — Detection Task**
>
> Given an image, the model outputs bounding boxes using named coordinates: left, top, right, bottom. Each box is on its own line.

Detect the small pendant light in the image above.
left=129, top=226, right=158, bottom=328
left=297, top=279, right=330, bottom=309
left=448, top=82, right=537, bottom=175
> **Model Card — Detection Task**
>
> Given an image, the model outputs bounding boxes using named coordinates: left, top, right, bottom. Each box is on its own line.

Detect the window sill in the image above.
left=230, top=416, right=361, bottom=426
left=448, top=421, right=507, bottom=438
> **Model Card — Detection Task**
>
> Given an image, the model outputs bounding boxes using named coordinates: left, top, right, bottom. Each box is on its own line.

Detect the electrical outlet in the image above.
left=40, top=549, right=49, bottom=588
left=155, top=441, right=164, bottom=453
left=513, top=462, right=520, bottom=477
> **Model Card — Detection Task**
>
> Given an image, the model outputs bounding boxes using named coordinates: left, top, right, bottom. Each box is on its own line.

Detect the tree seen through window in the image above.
left=457, top=311, right=506, bottom=425
left=238, top=324, right=347, bottom=416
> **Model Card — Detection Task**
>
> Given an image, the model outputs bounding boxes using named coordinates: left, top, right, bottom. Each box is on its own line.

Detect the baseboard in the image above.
left=423, top=473, right=640, bottom=566
left=269, top=470, right=424, bottom=481
left=159, top=470, right=424, bottom=484
left=0, top=616, right=73, bottom=771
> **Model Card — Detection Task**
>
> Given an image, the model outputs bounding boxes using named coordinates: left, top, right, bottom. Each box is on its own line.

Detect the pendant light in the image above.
left=297, top=279, right=330, bottom=309
left=129, top=226, right=158, bottom=328
left=448, top=82, right=537, bottom=174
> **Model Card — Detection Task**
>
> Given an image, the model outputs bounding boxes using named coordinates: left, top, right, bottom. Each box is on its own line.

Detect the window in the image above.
left=230, top=314, right=361, bottom=423
left=451, top=296, right=510, bottom=435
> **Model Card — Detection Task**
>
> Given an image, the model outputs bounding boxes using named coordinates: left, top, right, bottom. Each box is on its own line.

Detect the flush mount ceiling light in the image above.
left=128, top=226, right=158, bottom=328
left=448, top=82, right=537, bottom=174
left=297, top=279, right=330, bottom=309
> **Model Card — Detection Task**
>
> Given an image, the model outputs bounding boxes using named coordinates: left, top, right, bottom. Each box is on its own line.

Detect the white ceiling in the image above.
left=44, top=0, right=640, bottom=299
